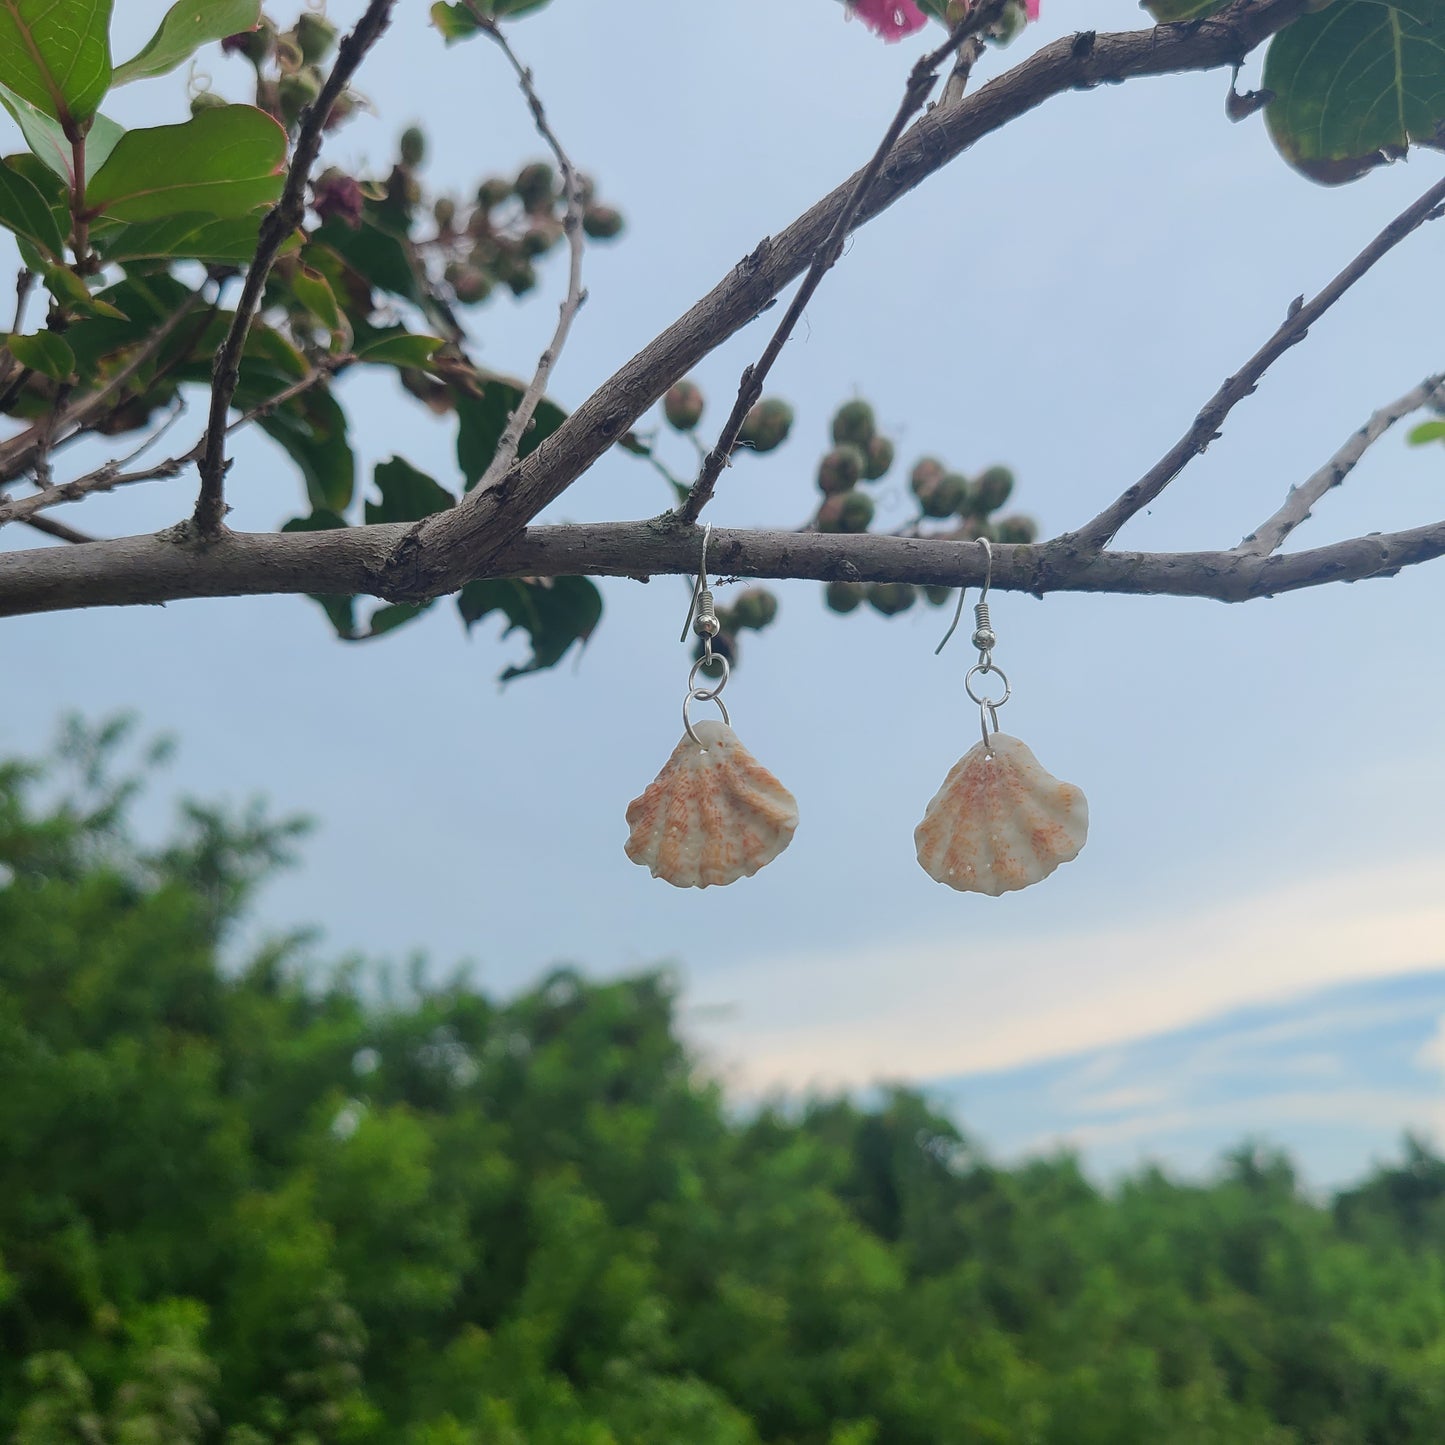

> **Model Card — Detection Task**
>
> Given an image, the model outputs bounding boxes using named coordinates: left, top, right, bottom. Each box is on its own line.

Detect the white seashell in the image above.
left=625, top=719, right=798, bottom=888
left=914, top=733, right=1087, bottom=895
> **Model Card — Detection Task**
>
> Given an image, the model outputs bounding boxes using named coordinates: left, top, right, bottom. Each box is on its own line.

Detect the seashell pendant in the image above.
left=915, top=733, right=1087, bottom=895
left=625, top=719, right=798, bottom=888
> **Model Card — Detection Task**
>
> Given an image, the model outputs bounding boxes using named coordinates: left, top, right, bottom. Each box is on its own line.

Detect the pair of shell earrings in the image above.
left=624, top=528, right=1088, bottom=894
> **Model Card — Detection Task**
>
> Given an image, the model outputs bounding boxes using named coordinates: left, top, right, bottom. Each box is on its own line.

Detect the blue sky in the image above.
left=3, top=1, right=1443, bottom=1166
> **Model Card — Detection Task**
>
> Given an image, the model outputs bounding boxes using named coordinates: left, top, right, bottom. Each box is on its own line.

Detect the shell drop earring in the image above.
left=915, top=538, right=1088, bottom=895
left=624, top=526, right=799, bottom=888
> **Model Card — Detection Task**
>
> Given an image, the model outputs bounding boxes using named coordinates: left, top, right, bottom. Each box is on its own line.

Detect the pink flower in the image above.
left=1025, top=0, right=1040, bottom=18
left=848, top=0, right=929, bottom=42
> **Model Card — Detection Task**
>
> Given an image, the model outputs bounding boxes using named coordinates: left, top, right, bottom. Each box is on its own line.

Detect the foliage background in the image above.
left=5, top=725, right=1445, bottom=1443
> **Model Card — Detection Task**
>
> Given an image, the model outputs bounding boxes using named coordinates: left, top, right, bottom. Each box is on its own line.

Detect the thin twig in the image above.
left=0, top=293, right=207, bottom=486
left=225, top=357, right=351, bottom=434
left=1070, top=171, right=1445, bottom=551
left=1234, top=374, right=1445, bottom=556
left=0, top=456, right=188, bottom=528
left=192, top=0, right=396, bottom=536
left=939, top=35, right=987, bottom=107
left=463, top=8, right=587, bottom=497
left=22, top=513, right=97, bottom=544
left=674, top=6, right=1002, bottom=528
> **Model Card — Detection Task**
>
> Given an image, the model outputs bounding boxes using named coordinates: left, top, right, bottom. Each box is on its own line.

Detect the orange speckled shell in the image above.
left=625, top=720, right=798, bottom=888
left=914, top=733, right=1087, bottom=895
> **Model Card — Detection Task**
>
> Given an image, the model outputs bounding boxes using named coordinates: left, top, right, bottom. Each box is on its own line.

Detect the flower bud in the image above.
left=863, top=434, right=894, bottom=480
left=693, top=631, right=737, bottom=671
left=433, top=196, right=457, bottom=230
left=501, top=255, right=537, bottom=296
left=223, top=17, right=275, bottom=64
left=730, top=587, right=779, bottom=631
left=815, top=495, right=847, bottom=533
left=278, top=68, right=322, bottom=127
left=582, top=204, right=624, bottom=239
left=515, top=161, right=555, bottom=212
left=312, top=169, right=364, bottom=229
left=916, top=471, right=968, bottom=518
left=477, top=177, right=511, bottom=210
left=909, top=456, right=946, bottom=499
left=664, top=381, right=704, bottom=431
left=831, top=399, right=875, bottom=449
left=973, top=465, right=1015, bottom=513
left=400, top=126, right=427, bottom=169
left=296, top=12, right=338, bottom=63
left=522, top=219, right=562, bottom=256
left=838, top=488, right=875, bottom=533
left=825, top=580, right=866, bottom=614
left=446, top=264, right=492, bottom=305
left=817, top=444, right=866, bottom=495
left=993, top=513, right=1038, bottom=544
left=737, top=398, right=793, bottom=454
left=867, top=582, right=917, bottom=616
left=924, top=585, right=954, bottom=607
left=190, top=90, right=227, bottom=116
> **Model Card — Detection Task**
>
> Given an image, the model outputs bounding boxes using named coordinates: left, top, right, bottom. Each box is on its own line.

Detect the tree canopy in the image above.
left=4, top=720, right=1445, bottom=1443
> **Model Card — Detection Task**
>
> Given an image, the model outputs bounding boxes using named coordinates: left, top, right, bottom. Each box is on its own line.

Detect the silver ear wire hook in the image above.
left=680, top=523, right=719, bottom=643
left=934, top=536, right=992, bottom=657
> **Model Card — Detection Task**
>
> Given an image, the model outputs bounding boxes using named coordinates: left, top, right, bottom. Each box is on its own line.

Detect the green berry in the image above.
left=278, top=68, right=322, bottom=127
left=817, top=444, right=866, bottom=495
left=838, top=489, right=875, bottom=533
left=994, top=514, right=1039, bottom=544
left=863, top=434, right=894, bottom=481
left=737, top=398, right=793, bottom=454
left=974, top=465, right=1015, bottom=513
left=477, top=177, right=511, bottom=210
left=400, top=126, right=427, bottom=169
left=909, top=457, right=946, bottom=499
left=916, top=470, right=968, bottom=519
left=825, top=580, right=865, bottom=614
left=515, top=161, right=555, bottom=211
left=190, top=91, right=228, bottom=115
left=867, top=582, right=917, bottom=616
left=730, top=588, right=778, bottom=631
left=815, top=495, right=847, bottom=533
left=831, top=399, right=876, bottom=449
left=582, top=204, right=624, bottom=239
left=296, top=12, right=338, bottom=64
left=664, top=381, right=704, bottom=431
left=924, top=585, right=954, bottom=607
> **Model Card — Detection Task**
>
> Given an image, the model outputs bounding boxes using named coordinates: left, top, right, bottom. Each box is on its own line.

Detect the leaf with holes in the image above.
left=457, top=575, right=603, bottom=682
left=113, top=0, right=260, bottom=86
left=1264, top=0, right=1445, bottom=184
left=455, top=375, right=567, bottom=489
left=364, top=457, right=454, bottom=524
left=85, top=105, right=286, bottom=221
left=0, top=0, right=112, bottom=127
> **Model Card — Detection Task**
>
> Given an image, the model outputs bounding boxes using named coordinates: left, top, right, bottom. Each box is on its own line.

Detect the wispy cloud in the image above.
left=692, top=854, right=1445, bottom=1092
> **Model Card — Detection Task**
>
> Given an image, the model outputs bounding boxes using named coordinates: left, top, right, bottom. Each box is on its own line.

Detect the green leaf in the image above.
left=361, top=601, right=431, bottom=639
left=457, top=574, right=603, bottom=682
left=364, top=457, right=455, bottom=524
left=92, top=212, right=263, bottom=264
left=0, top=0, right=113, bottom=127
left=456, top=376, right=567, bottom=489
left=113, top=0, right=260, bottom=86
left=429, top=2, right=479, bottom=42
left=290, top=265, right=342, bottom=334
left=1407, top=419, right=1445, bottom=444
left=40, top=260, right=125, bottom=317
left=6, top=329, right=74, bottom=379
left=85, top=105, right=286, bottom=221
left=356, top=332, right=444, bottom=367
left=1263, top=0, right=1445, bottom=184
left=0, top=81, right=122, bottom=183
left=257, top=385, right=354, bottom=511
left=280, top=509, right=357, bottom=637
left=0, top=156, right=63, bottom=257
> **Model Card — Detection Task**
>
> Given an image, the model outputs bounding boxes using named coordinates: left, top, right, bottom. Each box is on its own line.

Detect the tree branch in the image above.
left=4, top=512, right=1443, bottom=619
left=399, top=0, right=1309, bottom=598
left=465, top=11, right=588, bottom=497
left=191, top=0, right=396, bottom=536
left=674, top=7, right=996, bottom=526
left=1070, top=171, right=1445, bottom=551
left=1234, top=374, right=1445, bottom=556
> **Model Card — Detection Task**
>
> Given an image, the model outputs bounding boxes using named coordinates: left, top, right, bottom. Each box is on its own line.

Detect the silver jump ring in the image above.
left=687, top=652, right=730, bottom=698
left=964, top=662, right=1010, bottom=709
left=683, top=688, right=731, bottom=745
